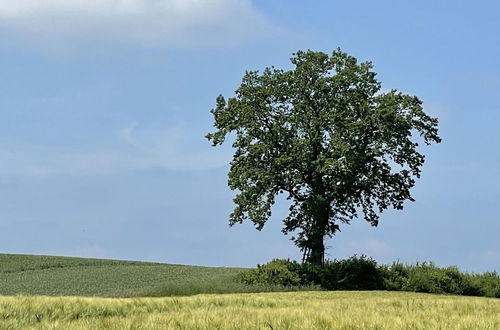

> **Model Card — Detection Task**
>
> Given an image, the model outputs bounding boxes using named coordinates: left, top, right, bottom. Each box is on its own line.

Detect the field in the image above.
left=1, top=254, right=499, bottom=329
left=0, top=254, right=249, bottom=297
left=0, top=291, right=499, bottom=329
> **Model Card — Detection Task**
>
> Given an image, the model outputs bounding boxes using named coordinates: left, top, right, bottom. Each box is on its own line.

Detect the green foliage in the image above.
left=320, top=256, right=384, bottom=290
left=382, top=262, right=500, bottom=298
left=403, top=263, right=464, bottom=294
left=207, top=49, right=441, bottom=264
left=287, top=260, right=323, bottom=286
left=468, top=272, right=500, bottom=298
left=240, top=257, right=500, bottom=298
left=239, top=256, right=383, bottom=290
left=238, top=259, right=301, bottom=286
left=381, top=261, right=409, bottom=291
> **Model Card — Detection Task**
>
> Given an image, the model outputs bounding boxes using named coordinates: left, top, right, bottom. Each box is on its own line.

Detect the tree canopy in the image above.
left=207, top=49, right=441, bottom=265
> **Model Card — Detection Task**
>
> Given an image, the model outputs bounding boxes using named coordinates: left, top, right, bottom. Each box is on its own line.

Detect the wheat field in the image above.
left=0, top=291, right=499, bottom=329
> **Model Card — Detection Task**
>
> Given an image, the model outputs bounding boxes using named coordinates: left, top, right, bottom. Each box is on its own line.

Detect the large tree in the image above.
left=207, top=49, right=441, bottom=266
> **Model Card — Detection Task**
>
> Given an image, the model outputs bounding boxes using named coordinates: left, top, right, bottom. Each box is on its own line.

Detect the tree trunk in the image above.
left=307, top=232, right=325, bottom=266
left=304, top=165, right=329, bottom=266
left=305, top=199, right=329, bottom=266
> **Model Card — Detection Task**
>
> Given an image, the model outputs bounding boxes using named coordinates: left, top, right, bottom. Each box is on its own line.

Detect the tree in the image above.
left=206, top=49, right=441, bottom=266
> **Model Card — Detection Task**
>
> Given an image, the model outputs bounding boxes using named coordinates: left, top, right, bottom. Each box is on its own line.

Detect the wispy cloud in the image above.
left=0, top=0, right=279, bottom=52
left=0, top=123, right=231, bottom=178
left=116, top=122, right=232, bottom=170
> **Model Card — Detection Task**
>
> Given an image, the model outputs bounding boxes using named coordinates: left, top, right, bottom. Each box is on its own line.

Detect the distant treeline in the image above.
left=239, top=256, right=500, bottom=298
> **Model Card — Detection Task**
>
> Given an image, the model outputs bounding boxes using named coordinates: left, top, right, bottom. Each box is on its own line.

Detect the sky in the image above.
left=0, top=0, right=499, bottom=272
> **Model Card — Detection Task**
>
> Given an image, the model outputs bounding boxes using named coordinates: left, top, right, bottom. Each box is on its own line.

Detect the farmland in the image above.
left=0, top=253, right=248, bottom=297
left=1, top=291, right=499, bottom=329
left=1, top=253, right=499, bottom=329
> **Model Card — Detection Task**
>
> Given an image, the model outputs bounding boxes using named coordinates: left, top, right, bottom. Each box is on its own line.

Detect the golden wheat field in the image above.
left=0, top=291, right=499, bottom=329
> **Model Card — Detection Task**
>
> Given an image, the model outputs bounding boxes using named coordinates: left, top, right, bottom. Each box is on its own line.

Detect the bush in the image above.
left=287, top=261, right=323, bottom=286
left=384, top=262, right=467, bottom=295
left=467, top=272, right=500, bottom=298
left=381, top=262, right=500, bottom=297
left=403, top=262, right=449, bottom=294
left=240, top=256, right=500, bottom=299
left=238, top=259, right=300, bottom=286
left=381, top=262, right=409, bottom=291
left=320, top=255, right=384, bottom=290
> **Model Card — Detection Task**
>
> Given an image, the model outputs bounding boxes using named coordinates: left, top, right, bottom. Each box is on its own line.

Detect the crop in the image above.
left=0, top=254, right=245, bottom=297
left=0, top=291, right=499, bottom=329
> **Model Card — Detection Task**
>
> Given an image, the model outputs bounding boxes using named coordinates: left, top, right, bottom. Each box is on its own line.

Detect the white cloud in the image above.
left=0, top=123, right=231, bottom=178
left=0, top=0, right=278, bottom=51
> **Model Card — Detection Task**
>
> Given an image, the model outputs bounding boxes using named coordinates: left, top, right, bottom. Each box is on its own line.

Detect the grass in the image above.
left=0, top=291, right=499, bottom=329
left=0, top=253, right=251, bottom=297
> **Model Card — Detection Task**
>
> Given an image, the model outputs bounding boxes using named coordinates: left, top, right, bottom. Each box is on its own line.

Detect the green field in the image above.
left=1, top=291, right=499, bottom=329
left=0, top=253, right=250, bottom=297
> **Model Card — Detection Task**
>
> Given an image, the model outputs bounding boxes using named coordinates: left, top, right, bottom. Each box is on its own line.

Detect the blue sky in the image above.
left=0, top=0, right=498, bottom=272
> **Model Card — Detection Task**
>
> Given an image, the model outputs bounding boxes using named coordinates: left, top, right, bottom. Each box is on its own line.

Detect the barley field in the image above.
left=1, top=291, right=499, bottom=329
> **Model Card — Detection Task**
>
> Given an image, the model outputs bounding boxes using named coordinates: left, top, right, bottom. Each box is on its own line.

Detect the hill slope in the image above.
left=0, top=254, right=245, bottom=297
